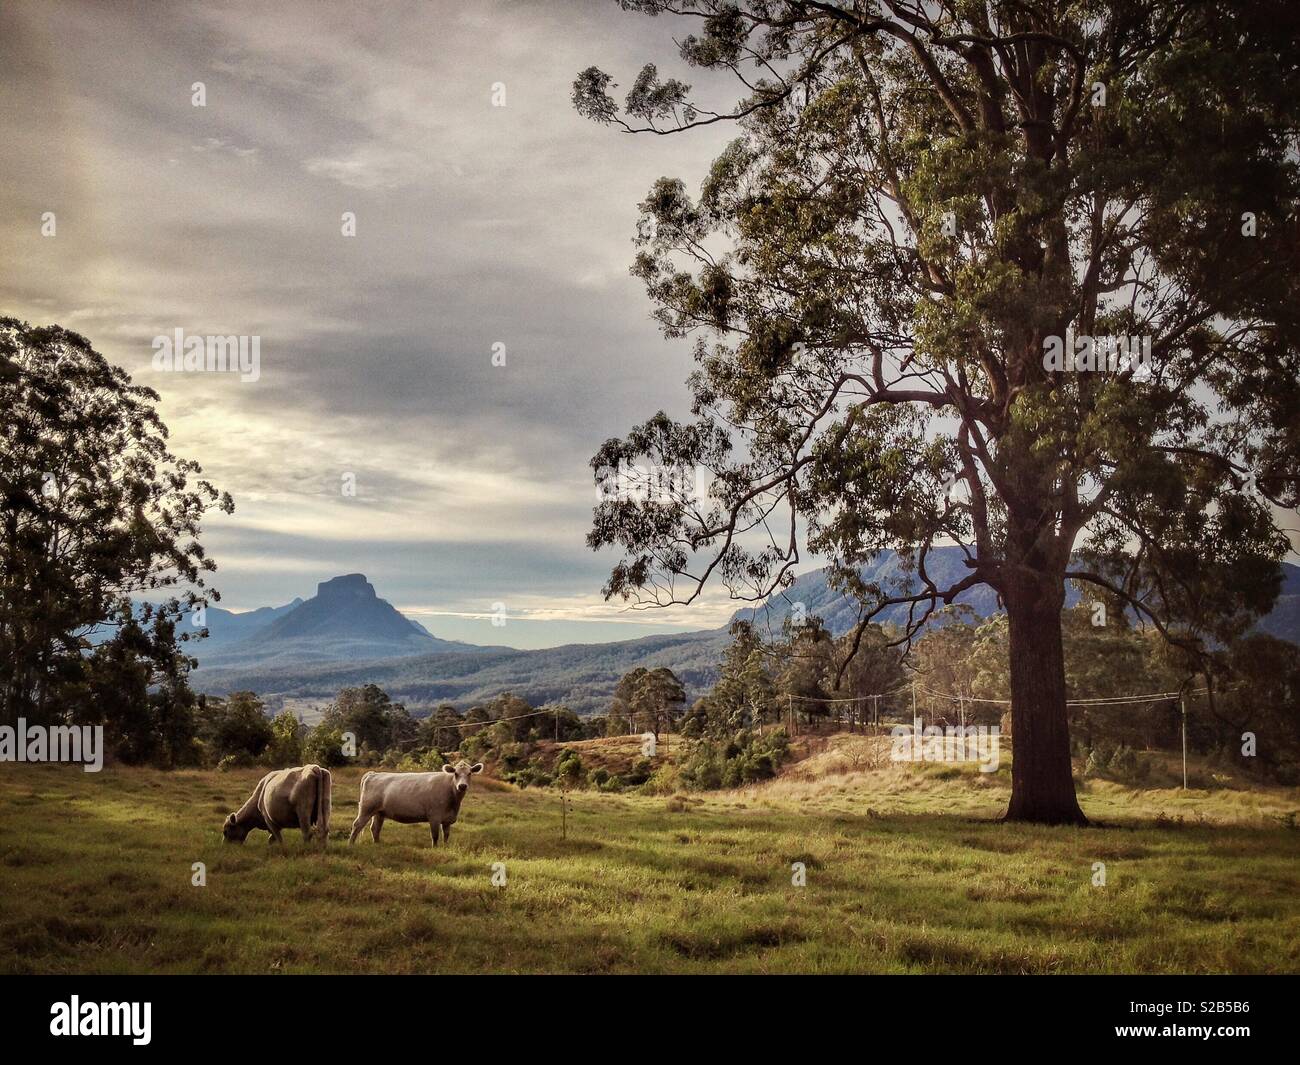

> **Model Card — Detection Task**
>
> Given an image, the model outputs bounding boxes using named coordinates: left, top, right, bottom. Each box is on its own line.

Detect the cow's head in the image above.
left=442, top=759, right=483, bottom=797
left=222, top=813, right=251, bottom=843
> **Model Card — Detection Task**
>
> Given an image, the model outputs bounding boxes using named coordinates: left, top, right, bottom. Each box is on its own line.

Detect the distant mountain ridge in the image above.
left=732, top=547, right=1300, bottom=644
left=731, top=546, right=1010, bottom=636
left=194, top=627, right=729, bottom=718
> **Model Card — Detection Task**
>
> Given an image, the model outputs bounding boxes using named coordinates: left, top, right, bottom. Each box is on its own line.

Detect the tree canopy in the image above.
left=0, top=319, right=232, bottom=744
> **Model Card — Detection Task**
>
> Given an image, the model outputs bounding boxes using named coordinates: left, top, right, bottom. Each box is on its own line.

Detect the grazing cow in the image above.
left=223, top=764, right=332, bottom=846
left=349, top=761, right=483, bottom=847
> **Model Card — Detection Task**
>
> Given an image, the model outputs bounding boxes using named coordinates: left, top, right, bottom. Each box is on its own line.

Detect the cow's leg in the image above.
left=257, top=787, right=283, bottom=845
left=349, top=810, right=372, bottom=845
left=370, top=814, right=385, bottom=842
left=298, top=794, right=315, bottom=843
left=441, top=822, right=452, bottom=844
left=428, top=822, right=439, bottom=847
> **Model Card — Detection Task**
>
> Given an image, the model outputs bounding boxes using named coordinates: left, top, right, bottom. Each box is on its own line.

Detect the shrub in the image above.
left=1084, top=744, right=1113, bottom=777
left=626, top=757, right=654, bottom=786
left=303, top=726, right=350, bottom=768
left=460, top=733, right=491, bottom=764
left=261, top=710, right=303, bottom=767
left=396, top=749, right=446, bottom=773
left=200, top=691, right=273, bottom=763
left=679, top=727, right=789, bottom=790
left=555, top=750, right=585, bottom=786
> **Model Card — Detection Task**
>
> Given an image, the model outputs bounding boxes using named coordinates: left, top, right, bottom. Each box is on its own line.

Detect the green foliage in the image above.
left=576, top=0, right=1300, bottom=824
left=317, top=684, right=417, bottom=754
left=613, top=666, right=687, bottom=735
left=679, top=727, right=789, bottom=791
left=302, top=726, right=349, bottom=769
left=0, top=319, right=231, bottom=750
left=199, top=692, right=272, bottom=763
left=263, top=710, right=303, bottom=767
left=555, top=750, right=585, bottom=785
left=396, top=749, right=446, bottom=773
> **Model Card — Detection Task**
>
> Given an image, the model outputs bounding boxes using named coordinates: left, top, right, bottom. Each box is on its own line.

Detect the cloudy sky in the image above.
left=0, top=0, right=753, bottom=647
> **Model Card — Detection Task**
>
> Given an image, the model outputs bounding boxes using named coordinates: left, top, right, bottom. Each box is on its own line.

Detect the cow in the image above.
left=222, top=764, right=332, bottom=846
left=349, top=760, right=483, bottom=847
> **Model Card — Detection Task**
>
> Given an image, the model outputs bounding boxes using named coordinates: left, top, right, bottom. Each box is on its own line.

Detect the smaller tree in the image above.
left=629, top=667, right=686, bottom=738
left=199, top=691, right=272, bottom=763
left=833, top=622, right=907, bottom=726
left=775, top=618, right=835, bottom=722
left=264, top=709, right=304, bottom=767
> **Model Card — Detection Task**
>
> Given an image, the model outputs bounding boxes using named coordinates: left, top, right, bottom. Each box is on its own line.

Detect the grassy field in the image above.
left=1, top=736, right=1298, bottom=974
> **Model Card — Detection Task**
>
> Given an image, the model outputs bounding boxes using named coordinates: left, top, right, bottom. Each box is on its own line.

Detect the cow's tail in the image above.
left=313, top=765, right=332, bottom=846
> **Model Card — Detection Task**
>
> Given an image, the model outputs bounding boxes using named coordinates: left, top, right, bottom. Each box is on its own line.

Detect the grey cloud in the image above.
left=0, top=0, right=734, bottom=638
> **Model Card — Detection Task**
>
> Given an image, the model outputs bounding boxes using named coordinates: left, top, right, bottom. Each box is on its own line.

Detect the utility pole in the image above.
left=1180, top=691, right=1188, bottom=791
left=911, top=680, right=919, bottom=762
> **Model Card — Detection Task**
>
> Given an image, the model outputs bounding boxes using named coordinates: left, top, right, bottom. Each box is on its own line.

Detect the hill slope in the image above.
left=194, top=627, right=729, bottom=716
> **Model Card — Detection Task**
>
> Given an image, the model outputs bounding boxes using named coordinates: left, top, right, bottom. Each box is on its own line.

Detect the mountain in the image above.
left=732, top=548, right=1300, bottom=645
left=731, top=546, right=1008, bottom=637
left=185, top=598, right=304, bottom=655
left=1257, top=563, right=1300, bottom=645
left=190, top=554, right=1299, bottom=719
left=191, top=574, right=495, bottom=671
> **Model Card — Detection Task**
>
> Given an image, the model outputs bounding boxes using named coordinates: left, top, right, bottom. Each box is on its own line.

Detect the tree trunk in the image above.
left=1002, top=571, right=1087, bottom=825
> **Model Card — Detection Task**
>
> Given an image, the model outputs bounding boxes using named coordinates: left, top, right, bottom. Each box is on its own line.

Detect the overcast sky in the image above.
left=0, top=0, right=754, bottom=648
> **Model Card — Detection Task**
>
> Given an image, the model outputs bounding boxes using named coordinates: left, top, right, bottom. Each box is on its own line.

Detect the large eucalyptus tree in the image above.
left=575, top=1, right=1300, bottom=823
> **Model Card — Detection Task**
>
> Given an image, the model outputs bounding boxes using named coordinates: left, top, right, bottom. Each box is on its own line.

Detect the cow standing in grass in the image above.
left=223, top=764, right=332, bottom=846
left=349, top=761, right=483, bottom=847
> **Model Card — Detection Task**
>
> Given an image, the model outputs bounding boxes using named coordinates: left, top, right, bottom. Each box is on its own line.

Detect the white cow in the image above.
left=349, top=761, right=483, bottom=847
left=223, top=764, right=332, bottom=845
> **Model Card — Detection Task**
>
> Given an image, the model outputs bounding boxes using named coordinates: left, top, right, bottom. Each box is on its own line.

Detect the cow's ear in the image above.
left=442, top=763, right=455, bottom=773
left=470, top=763, right=484, bottom=774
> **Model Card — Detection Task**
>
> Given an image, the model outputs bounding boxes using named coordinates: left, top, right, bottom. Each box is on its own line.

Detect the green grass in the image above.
left=1, top=750, right=1297, bottom=973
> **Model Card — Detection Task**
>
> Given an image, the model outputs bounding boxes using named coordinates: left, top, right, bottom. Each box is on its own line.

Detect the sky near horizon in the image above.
left=0, top=0, right=761, bottom=649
